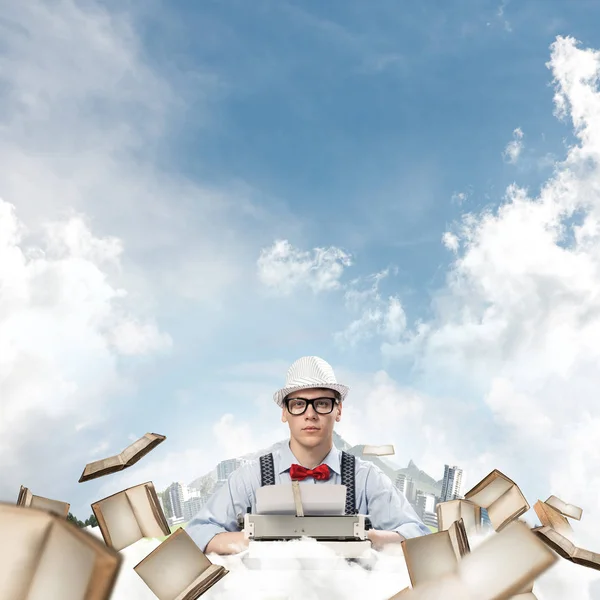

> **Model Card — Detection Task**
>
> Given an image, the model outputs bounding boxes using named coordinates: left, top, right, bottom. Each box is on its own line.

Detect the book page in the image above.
left=533, top=526, right=576, bottom=559
left=256, top=483, right=347, bottom=515
left=17, top=485, right=32, bottom=507
left=121, top=433, right=165, bottom=466
left=30, top=496, right=70, bottom=518
left=363, top=444, right=395, bottom=456
left=448, top=519, right=470, bottom=559
left=125, top=483, right=169, bottom=538
left=81, top=455, right=123, bottom=478
left=175, top=564, right=227, bottom=600
left=26, top=521, right=97, bottom=600
left=0, top=504, right=53, bottom=600
left=438, top=500, right=480, bottom=533
left=135, top=530, right=212, bottom=600
left=466, top=473, right=513, bottom=508
left=572, top=547, right=600, bottom=570
left=94, top=491, right=143, bottom=551
left=487, top=484, right=528, bottom=531
left=397, top=575, right=476, bottom=600
left=437, top=501, right=461, bottom=531
left=457, top=521, right=557, bottom=600
left=402, top=530, right=458, bottom=586
left=545, top=495, right=582, bottom=520
left=534, top=501, right=573, bottom=537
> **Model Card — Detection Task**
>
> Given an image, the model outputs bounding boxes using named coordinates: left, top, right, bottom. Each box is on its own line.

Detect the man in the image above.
left=186, top=356, right=430, bottom=555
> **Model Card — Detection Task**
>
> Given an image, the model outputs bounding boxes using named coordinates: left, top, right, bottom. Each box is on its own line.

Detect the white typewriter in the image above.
left=237, top=482, right=375, bottom=568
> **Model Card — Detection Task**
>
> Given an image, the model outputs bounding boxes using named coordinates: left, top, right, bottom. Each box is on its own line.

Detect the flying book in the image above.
left=533, top=500, right=573, bottom=537
left=362, top=444, right=395, bottom=456
left=79, top=432, right=166, bottom=482
left=401, top=519, right=470, bottom=587
left=91, top=481, right=170, bottom=551
left=134, top=528, right=228, bottom=599
left=533, top=525, right=600, bottom=571
left=544, top=495, right=582, bottom=521
left=436, top=499, right=481, bottom=534
left=17, top=486, right=70, bottom=518
left=1, top=502, right=121, bottom=600
left=390, top=520, right=556, bottom=600
left=464, top=469, right=529, bottom=531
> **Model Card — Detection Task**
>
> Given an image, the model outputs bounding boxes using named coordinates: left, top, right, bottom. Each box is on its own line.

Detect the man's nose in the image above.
left=305, top=405, right=318, bottom=418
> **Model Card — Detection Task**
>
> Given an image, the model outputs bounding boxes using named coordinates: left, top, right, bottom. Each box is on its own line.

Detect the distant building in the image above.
left=415, top=492, right=436, bottom=515
left=481, top=507, right=492, bottom=529
left=422, top=511, right=438, bottom=528
left=404, top=478, right=416, bottom=504
left=395, top=473, right=407, bottom=494
left=183, top=495, right=205, bottom=522
left=165, top=482, right=187, bottom=519
left=217, top=458, right=241, bottom=481
left=440, top=465, right=463, bottom=502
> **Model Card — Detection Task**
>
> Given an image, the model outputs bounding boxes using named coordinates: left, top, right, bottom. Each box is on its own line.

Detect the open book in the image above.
left=79, top=432, right=166, bottom=482
left=533, top=525, right=600, bottom=571
left=401, top=519, right=470, bottom=587
left=544, top=495, right=582, bottom=521
left=390, top=520, right=556, bottom=600
left=91, top=481, right=170, bottom=551
left=436, top=499, right=481, bottom=533
left=17, top=486, right=70, bottom=518
left=1, top=502, right=121, bottom=600
left=533, top=500, right=573, bottom=537
left=134, top=528, right=228, bottom=600
left=362, top=444, right=395, bottom=456
left=464, top=469, right=529, bottom=531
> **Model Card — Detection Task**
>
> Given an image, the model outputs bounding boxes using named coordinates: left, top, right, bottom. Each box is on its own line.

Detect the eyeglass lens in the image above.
left=287, top=398, right=334, bottom=415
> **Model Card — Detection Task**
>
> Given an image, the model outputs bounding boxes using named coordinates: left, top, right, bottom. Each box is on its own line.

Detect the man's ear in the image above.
left=335, top=401, right=342, bottom=422
left=281, top=407, right=288, bottom=423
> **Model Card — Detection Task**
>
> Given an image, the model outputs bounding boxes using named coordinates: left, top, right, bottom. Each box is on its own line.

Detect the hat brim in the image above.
left=273, top=383, right=349, bottom=407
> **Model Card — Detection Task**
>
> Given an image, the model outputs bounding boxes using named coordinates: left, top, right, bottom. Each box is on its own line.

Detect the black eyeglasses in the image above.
left=285, top=397, right=338, bottom=415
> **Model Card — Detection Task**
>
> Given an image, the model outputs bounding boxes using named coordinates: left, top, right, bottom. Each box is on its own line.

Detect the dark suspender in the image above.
left=259, top=450, right=356, bottom=515
left=259, top=453, right=276, bottom=486
left=340, top=451, right=356, bottom=515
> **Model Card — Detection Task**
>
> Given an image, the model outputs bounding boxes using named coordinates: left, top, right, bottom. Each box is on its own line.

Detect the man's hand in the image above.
left=367, top=529, right=405, bottom=550
left=205, top=531, right=249, bottom=555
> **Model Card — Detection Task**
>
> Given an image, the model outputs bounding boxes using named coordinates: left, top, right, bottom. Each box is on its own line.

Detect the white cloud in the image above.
left=334, top=268, right=408, bottom=347
left=382, top=35, right=600, bottom=598
left=100, top=532, right=411, bottom=600
left=257, top=239, right=352, bottom=295
left=442, top=231, right=460, bottom=253
left=502, top=127, right=524, bottom=163
left=0, top=199, right=171, bottom=497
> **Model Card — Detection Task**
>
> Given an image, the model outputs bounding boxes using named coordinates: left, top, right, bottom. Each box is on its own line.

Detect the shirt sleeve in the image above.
left=364, top=464, right=431, bottom=539
left=185, top=466, right=252, bottom=553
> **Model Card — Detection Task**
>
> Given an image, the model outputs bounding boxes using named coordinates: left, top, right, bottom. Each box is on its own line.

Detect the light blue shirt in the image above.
left=186, top=440, right=431, bottom=552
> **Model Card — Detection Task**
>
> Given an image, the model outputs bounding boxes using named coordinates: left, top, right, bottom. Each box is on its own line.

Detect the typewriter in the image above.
left=236, top=482, right=375, bottom=568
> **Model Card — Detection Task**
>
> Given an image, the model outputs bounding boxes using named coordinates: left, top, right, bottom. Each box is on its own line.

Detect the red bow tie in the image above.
left=290, top=463, right=331, bottom=481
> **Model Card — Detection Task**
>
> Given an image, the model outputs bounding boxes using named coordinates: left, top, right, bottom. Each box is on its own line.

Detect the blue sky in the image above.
left=3, top=3, right=600, bottom=595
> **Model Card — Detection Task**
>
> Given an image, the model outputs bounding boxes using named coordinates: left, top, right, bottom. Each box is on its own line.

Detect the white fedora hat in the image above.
left=273, top=356, right=349, bottom=407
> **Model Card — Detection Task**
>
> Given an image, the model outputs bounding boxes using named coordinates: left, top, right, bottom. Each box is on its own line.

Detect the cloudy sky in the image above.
left=2, top=0, right=600, bottom=597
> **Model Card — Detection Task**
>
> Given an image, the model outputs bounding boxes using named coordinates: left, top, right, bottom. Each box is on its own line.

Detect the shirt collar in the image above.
left=278, top=440, right=341, bottom=476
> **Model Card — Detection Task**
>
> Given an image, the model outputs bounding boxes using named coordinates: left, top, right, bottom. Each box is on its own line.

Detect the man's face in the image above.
left=281, top=387, right=342, bottom=448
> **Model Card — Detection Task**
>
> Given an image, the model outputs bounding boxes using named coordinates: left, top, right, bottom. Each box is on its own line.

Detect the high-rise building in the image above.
left=404, top=478, right=416, bottom=504
left=395, top=473, right=407, bottom=494
left=183, top=496, right=206, bottom=522
left=165, top=482, right=187, bottom=519
left=481, top=507, right=492, bottom=529
left=217, top=458, right=241, bottom=481
left=440, top=465, right=463, bottom=502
